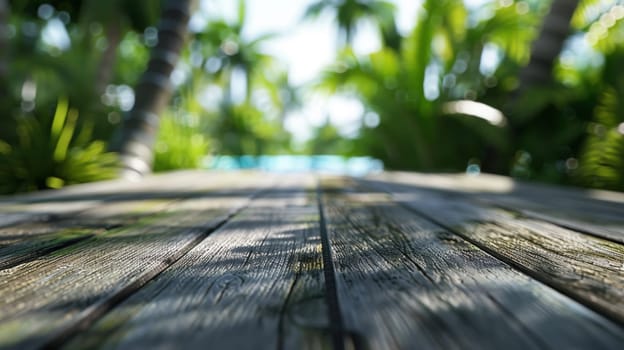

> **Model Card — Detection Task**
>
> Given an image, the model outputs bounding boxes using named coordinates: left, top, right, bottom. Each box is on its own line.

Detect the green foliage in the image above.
left=572, top=0, right=624, bottom=54
left=153, top=112, right=209, bottom=172
left=4, top=0, right=624, bottom=193
left=304, top=0, right=398, bottom=48
left=0, top=99, right=118, bottom=194
left=472, top=2, right=539, bottom=65
left=504, top=2, right=624, bottom=187
left=2, top=1, right=156, bottom=143
left=210, top=102, right=290, bottom=156
left=192, top=0, right=277, bottom=104
left=154, top=76, right=210, bottom=173
left=114, top=31, right=151, bottom=85
left=577, top=85, right=624, bottom=190
left=177, top=0, right=292, bottom=160
left=317, top=0, right=523, bottom=172
left=305, top=121, right=354, bottom=155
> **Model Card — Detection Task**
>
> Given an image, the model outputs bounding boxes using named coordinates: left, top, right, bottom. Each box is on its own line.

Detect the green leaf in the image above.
left=50, top=98, right=69, bottom=142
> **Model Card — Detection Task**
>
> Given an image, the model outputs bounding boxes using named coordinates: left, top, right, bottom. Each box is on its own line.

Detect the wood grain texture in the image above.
left=63, top=175, right=330, bottom=350
left=0, top=172, right=273, bottom=349
left=3, top=170, right=624, bottom=349
left=0, top=174, right=147, bottom=228
left=0, top=198, right=182, bottom=271
left=360, top=175, right=624, bottom=326
left=0, top=171, right=262, bottom=270
left=370, top=172, right=624, bottom=243
left=476, top=193, right=624, bottom=244
left=0, top=171, right=244, bottom=228
left=0, top=172, right=264, bottom=270
left=0, top=223, right=97, bottom=270
left=323, top=177, right=624, bottom=350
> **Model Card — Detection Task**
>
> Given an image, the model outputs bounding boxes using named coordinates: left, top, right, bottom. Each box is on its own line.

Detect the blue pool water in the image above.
left=204, top=155, right=383, bottom=176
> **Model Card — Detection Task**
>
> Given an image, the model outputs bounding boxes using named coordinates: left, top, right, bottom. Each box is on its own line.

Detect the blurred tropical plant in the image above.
left=576, top=85, right=624, bottom=190
left=153, top=81, right=209, bottom=172
left=304, top=0, right=400, bottom=49
left=313, top=0, right=624, bottom=188
left=572, top=1, right=624, bottom=189
left=0, top=98, right=118, bottom=194
left=575, top=43, right=624, bottom=190
left=183, top=0, right=293, bottom=157
left=192, top=0, right=277, bottom=104
left=573, top=0, right=624, bottom=54
left=317, top=0, right=536, bottom=172
left=503, top=0, right=624, bottom=185
left=153, top=112, right=209, bottom=172
left=209, top=102, right=291, bottom=156
left=305, top=120, right=355, bottom=155
left=0, top=0, right=160, bottom=194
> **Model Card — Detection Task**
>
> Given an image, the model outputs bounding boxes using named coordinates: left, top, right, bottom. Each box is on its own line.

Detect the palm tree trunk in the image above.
left=112, top=0, right=192, bottom=179
left=517, top=0, right=579, bottom=91
left=504, top=0, right=579, bottom=174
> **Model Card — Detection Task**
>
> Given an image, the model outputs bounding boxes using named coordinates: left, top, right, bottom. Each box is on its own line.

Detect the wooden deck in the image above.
left=1, top=170, right=623, bottom=349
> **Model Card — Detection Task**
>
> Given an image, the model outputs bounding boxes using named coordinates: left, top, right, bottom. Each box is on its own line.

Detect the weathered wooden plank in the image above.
left=360, top=175, right=624, bottom=326
left=0, top=173, right=274, bottom=349
left=476, top=192, right=624, bottom=244
left=63, top=175, right=330, bottom=350
left=0, top=174, right=152, bottom=227
left=0, top=170, right=216, bottom=204
left=0, top=198, right=182, bottom=271
left=0, top=171, right=247, bottom=228
left=0, top=172, right=255, bottom=270
left=370, top=172, right=624, bottom=206
left=0, top=224, right=97, bottom=270
left=372, top=172, right=624, bottom=243
left=323, top=177, right=624, bottom=350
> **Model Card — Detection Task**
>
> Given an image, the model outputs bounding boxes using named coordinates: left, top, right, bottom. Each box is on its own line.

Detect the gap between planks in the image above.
left=316, top=185, right=351, bottom=350
left=324, top=176, right=624, bottom=349
left=61, top=175, right=332, bottom=350
left=41, top=198, right=250, bottom=350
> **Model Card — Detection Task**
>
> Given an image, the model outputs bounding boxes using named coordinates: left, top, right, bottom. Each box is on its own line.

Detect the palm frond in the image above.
left=572, top=0, right=612, bottom=29
left=577, top=86, right=624, bottom=190
left=0, top=99, right=119, bottom=194
left=303, top=1, right=329, bottom=19
left=476, top=3, right=539, bottom=64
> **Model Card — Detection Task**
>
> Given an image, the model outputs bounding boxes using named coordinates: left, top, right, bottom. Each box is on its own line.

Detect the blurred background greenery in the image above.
left=1, top=0, right=624, bottom=194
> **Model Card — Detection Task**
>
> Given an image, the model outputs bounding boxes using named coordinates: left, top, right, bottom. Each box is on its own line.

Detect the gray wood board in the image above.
left=371, top=172, right=624, bottom=244
left=0, top=173, right=260, bottom=269
left=360, top=175, right=624, bottom=326
left=0, top=173, right=155, bottom=228
left=0, top=171, right=236, bottom=228
left=63, top=175, right=330, bottom=350
left=0, top=173, right=273, bottom=349
left=0, top=172, right=248, bottom=270
left=0, top=198, right=184, bottom=271
left=323, top=177, right=624, bottom=350
left=475, top=193, right=624, bottom=244
left=0, top=223, right=98, bottom=270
